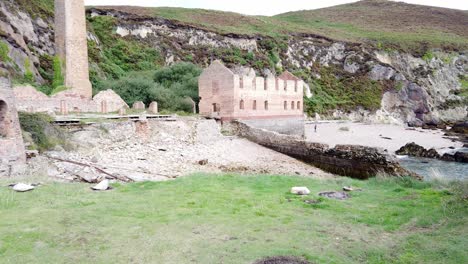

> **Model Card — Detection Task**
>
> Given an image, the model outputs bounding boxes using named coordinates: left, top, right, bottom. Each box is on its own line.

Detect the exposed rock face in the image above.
left=0, top=1, right=54, bottom=83
left=396, top=142, right=441, bottom=159
left=232, top=121, right=421, bottom=179
left=451, top=121, right=468, bottom=134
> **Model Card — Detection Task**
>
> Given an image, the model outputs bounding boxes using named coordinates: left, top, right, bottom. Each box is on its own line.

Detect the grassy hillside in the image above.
left=14, top=0, right=54, bottom=20
left=96, top=0, right=468, bottom=51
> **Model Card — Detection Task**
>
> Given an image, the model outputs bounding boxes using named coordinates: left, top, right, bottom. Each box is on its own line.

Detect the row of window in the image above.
left=239, top=77, right=300, bottom=92
left=239, top=100, right=301, bottom=111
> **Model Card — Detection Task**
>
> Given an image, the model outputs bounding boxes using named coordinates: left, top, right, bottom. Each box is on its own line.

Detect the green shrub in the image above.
left=0, top=41, right=11, bottom=62
left=422, top=51, right=434, bottom=62
left=304, top=66, right=383, bottom=115
left=18, top=112, right=68, bottom=152
left=52, top=56, right=64, bottom=88
left=24, top=58, right=34, bottom=83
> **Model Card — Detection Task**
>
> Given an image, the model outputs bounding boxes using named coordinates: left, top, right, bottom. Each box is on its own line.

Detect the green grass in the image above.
left=0, top=174, right=466, bottom=263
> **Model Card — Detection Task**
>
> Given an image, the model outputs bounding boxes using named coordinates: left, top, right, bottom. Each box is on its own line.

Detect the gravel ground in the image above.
left=44, top=118, right=333, bottom=182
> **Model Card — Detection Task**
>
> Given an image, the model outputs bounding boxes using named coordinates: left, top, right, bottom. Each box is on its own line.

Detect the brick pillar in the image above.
left=60, top=100, right=68, bottom=115
left=101, top=100, right=108, bottom=114
left=149, top=102, right=158, bottom=114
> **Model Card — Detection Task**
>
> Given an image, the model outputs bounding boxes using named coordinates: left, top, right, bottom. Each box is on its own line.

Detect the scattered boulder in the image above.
left=319, top=191, right=350, bottom=200
left=253, top=256, right=310, bottom=264
left=198, top=159, right=208, bottom=165
left=91, top=179, right=110, bottom=191
left=12, top=183, right=35, bottom=192
left=343, top=186, right=353, bottom=192
left=451, top=121, right=468, bottom=134
left=396, top=142, right=440, bottom=159
left=291, top=187, right=310, bottom=195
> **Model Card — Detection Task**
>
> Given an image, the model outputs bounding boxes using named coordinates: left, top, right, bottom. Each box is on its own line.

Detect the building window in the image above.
left=240, top=100, right=244, bottom=110
left=252, top=78, right=256, bottom=90
left=291, top=101, right=295, bottom=110
left=284, top=101, right=287, bottom=110
left=212, top=81, right=219, bottom=94
left=264, top=80, right=268, bottom=90
left=297, top=101, right=301, bottom=110
left=294, top=81, right=298, bottom=92
left=239, top=77, right=244, bottom=89
left=212, top=103, right=218, bottom=112
left=275, top=78, right=279, bottom=90
left=284, top=81, right=287, bottom=91
left=264, top=101, right=269, bottom=110
left=253, top=100, right=257, bottom=110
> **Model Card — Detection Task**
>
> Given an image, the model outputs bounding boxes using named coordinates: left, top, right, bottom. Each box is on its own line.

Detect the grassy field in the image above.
left=0, top=174, right=466, bottom=263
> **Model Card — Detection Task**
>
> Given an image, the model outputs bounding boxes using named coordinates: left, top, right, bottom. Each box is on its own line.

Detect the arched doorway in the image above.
left=0, top=100, right=10, bottom=138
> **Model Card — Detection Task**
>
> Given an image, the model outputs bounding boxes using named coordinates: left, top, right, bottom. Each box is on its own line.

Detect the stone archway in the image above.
left=0, top=100, right=10, bottom=138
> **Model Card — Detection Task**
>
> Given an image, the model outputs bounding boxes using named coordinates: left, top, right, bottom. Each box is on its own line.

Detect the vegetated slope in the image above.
left=94, top=0, right=468, bottom=51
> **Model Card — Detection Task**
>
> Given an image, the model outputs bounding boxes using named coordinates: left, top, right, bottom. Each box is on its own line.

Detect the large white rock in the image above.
left=12, top=183, right=35, bottom=192
left=291, top=187, right=310, bottom=195
left=91, top=179, right=110, bottom=191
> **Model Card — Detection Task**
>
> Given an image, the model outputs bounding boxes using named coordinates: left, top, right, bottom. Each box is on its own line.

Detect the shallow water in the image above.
left=399, top=154, right=468, bottom=181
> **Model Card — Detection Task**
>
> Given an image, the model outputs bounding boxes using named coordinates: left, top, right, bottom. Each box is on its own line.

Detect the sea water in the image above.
left=399, top=148, right=468, bottom=181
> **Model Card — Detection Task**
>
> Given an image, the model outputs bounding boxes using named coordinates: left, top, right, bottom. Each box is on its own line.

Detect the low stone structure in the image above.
left=93, top=89, right=129, bottom=113
left=148, top=102, right=158, bottom=114
left=199, top=61, right=304, bottom=121
left=13, top=85, right=127, bottom=114
left=0, top=77, right=26, bottom=175
left=133, top=101, right=145, bottom=110
left=231, top=121, right=420, bottom=179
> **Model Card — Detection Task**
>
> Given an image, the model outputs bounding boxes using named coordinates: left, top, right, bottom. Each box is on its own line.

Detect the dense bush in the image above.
left=18, top=112, right=68, bottom=152
left=94, top=63, right=202, bottom=112
left=87, top=16, right=163, bottom=84
left=304, top=66, right=383, bottom=115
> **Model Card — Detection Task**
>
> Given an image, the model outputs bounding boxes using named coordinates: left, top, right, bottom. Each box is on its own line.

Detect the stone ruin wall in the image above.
left=13, top=86, right=128, bottom=114
left=0, top=77, right=26, bottom=174
left=230, top=121, right=419, bottom=179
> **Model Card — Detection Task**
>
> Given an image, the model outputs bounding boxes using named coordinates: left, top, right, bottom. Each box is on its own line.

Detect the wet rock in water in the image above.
left=441, top=152, right=468, bottom=163
left=396, top=142, right=441, bottom=159
left=12, top=183, right=35, bottom=192
left=291, top=187, right=310, bottom=195
left=198, top=159, right=208, bottom=165
left=319, top=191, right=350, bottom=200
left=91, top=179, right=110, bottom=191
left=253, top=256, right=311, bottom=264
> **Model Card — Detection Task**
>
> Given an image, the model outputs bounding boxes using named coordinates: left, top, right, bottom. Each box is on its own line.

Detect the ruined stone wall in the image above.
left=231, top=121, right=419, bottom=179
left=55, top=0, right=92, bottom=99
left=0, top=77, right=25, bottom=173
left=14, top=86, right=127, bottom=114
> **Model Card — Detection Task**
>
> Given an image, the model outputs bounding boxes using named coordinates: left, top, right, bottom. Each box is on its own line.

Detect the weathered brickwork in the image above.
left=199, top=61, right=304, bottom=121
left=231, top=121, right=421, bottom=179
left=55, top=0, right=92, bottom=99
left=14, top=86, right=128, bottom=114
left=0, top=77, right=26, bottom=170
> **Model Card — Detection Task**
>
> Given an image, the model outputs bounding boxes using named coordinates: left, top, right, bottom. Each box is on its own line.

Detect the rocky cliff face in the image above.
left=0, top=2, right=466, bottom=126
left=0, top=1, right=54, bottom=83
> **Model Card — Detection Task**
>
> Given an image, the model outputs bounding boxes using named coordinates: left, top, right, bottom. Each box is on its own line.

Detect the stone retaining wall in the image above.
left=232, top=121, right=419, bottom=179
